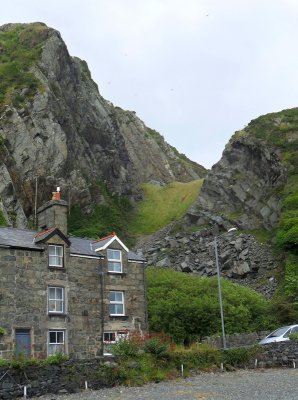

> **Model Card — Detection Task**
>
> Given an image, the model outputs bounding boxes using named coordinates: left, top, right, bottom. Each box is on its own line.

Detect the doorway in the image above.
left=15, top=329, right=31, bottom=357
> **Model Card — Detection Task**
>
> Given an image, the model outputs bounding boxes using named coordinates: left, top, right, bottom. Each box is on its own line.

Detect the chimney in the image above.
left=37, top=187, right=68, bottom=234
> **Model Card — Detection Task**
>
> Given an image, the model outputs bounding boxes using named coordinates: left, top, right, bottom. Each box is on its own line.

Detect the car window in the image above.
left=283, top=329, right=291, bottom=338
left=268, top=327, right=290, bottom=338
left=292, top=326, right=298, bottom=333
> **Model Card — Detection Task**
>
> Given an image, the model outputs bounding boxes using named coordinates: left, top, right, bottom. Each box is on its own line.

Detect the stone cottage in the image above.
left=0, top=190, right=147, bottom=359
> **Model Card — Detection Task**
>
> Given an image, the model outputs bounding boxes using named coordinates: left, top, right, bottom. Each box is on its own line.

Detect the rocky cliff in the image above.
left=186, top=133, right=287, bottom=231
left=138, top=108, right=298, bottom=295
left=0, top=23, right=206, bottom=228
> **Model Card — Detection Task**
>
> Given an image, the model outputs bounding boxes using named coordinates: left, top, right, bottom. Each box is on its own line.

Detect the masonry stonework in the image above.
left=0, top=193, right=147, bottom=359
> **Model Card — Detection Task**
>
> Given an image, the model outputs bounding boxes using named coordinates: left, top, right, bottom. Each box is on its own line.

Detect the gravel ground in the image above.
left=30, top=368, right=298, bottom=400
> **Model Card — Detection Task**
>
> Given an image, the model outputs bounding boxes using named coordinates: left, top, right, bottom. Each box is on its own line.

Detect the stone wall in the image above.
left=257, top=341, right=298, bottom=368
left=0, top=234, right=147, bottom=359
left=1, top=342, right=298, bottom=399
left=203, top=331, right=270, bottom=348
left=0, top=359, right=116, bottom=399
left=0, top=241, right=102, bottom=359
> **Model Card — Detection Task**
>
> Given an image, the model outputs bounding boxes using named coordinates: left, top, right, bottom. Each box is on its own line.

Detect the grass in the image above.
left=68, top=181, right=132, bottom=241
left=0, top=23, right=48, bottom=112
left=68, top=179, right=203, bottom=245
left=128, top=180, right=203, bottom=235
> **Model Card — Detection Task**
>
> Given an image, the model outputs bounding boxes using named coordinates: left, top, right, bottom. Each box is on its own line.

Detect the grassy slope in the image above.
left=68, top=180, right=203, bottom=244
left=128, top=180, right=203, bottom=235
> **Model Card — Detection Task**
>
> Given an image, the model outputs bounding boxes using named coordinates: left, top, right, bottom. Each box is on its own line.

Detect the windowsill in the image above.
left=48, top=313, right=66, bottom=316
left=48, top=266, right=65, bottom=271
left=109, top=315, right=129, bottom=320
left=107, top=272, right=126, bottom=276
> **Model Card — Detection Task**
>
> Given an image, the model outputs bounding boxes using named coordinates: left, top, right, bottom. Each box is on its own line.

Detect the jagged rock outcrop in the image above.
left=185, top=133, right=287, bottom=230
left=0, top=23, right=206, bottom=227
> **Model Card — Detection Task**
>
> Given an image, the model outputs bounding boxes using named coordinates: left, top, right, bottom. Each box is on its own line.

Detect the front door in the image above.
left=15, top=329, right=31, bottom=357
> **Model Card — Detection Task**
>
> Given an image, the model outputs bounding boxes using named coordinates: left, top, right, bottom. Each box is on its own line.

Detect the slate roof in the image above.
left=128, top=251, right=146, bottom=263
left=0, top=226, right=145, bottom=262
left=69, top=236, right=103, bottom=258
left=0, top=227, right=42, bottom=250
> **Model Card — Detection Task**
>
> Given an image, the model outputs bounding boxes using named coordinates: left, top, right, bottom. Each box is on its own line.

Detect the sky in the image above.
left=1, top=0, right=298, bottom=168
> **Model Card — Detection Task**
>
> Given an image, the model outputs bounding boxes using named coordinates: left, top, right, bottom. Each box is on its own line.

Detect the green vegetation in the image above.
left=0, top=209, right=7, bottom=226
left=68, top=179, right=202, bottom=244
left=0, top=339, right=263, bottom=388
left=0, top=352, right=68, bottom=368
left=0, top=23, right=48, bottom=111
left=128, top=180, right=203, bottom=235
left=289, top=332, right=298, bottom=341
left=68, top=181, right=132, bottom=240
left=146, top=268, right=274, bottom=344
left=108, top=334, right=263, bottom=386
left=241, top=229, right=273, bottom=244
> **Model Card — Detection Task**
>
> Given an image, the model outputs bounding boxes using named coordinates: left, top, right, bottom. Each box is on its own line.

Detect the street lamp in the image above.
left=214, top=227, right=237, bottom=349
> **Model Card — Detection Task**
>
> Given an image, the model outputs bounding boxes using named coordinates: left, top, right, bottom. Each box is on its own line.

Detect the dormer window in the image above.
left=107, top=249, right=122, bottom=273
left=49, top=245, right=64, bottom=268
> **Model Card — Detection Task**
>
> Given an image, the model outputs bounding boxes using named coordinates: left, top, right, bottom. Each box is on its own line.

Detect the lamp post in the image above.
left=214, top=227, right=237, bottom=349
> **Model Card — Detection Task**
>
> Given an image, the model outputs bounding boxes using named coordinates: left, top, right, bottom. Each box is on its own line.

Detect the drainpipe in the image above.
left=98, top=260, right=105, bottom=357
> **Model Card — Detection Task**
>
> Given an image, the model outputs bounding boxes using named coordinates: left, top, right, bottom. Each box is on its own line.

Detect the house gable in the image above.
left=34, top=227, right=71, bottom=247
left=92, top=233, right=129, bottom=253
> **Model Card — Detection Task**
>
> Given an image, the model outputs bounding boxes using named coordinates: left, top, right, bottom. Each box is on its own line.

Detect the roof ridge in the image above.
left=92, top=232, right=116, bottom=244
left=34, top=227, right=56, bottom=238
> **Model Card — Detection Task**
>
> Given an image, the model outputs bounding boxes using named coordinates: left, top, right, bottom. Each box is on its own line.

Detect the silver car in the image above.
left=259, top=324, right=298, bottom=344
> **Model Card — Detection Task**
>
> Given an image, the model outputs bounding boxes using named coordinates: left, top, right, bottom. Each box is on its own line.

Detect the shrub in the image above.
left=147, top=268, right=274, bottom=344
left=144, top=338, right=169, bottom=359
left=45, top=352, right=69, bottom=365
left=169, top=343, right=220, bottom=370
left=289, top=332, right=298, bottom=341
left=111, top=338, right=140, bottom=359
left=221, top=346, right=262, bottom=368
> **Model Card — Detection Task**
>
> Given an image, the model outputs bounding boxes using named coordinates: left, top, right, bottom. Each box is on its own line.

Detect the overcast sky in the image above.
left=1, top=0, right=298, bottom=168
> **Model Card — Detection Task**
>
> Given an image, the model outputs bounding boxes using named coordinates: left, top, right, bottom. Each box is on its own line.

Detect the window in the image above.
left=48, top=287, right=64, bottom=314
left=48, top=330, right=65, bottom=355
left=109, top=291, right=124, bottom=315
left=107, top=249, right=122, bottom=273
left=49, top=245, right=64, bottom=267
left=103, top=332, right=116, bottom=343
left=103, top=331, right=129, bottom=356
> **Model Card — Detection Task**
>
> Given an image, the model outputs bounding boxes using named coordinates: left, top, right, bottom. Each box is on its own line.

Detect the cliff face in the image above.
left=186, top=133, right=287, bottom=231
left=0, top=23, right=206, bottom=227
left=138, top=108, right=298, bottom=293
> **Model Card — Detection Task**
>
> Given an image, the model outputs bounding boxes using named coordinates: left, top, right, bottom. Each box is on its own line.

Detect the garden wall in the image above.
left=202, top=331, right=269, bottom=348
left=0, top=358, right=117, bottom=399
left=257, top=341, right=298, bottom=368
left=2, top=341, right=298, bottom=399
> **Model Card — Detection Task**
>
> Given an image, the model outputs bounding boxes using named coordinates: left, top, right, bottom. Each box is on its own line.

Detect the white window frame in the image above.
left=48, top=330, right=65, bottom=356
left=48, top=286, right=65, bottom=314
left=107, top=249, right=122, bottom=273
left=103, top=332, right=116, bottom=343
left=48, top=245, right=64, bottom=268
left=109, top=291, right=125, bottom=316
left=103, top=330, right=129, bottom=356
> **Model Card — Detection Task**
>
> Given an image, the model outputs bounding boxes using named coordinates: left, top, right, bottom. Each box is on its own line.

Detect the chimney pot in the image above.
left=52, top=191, right=61, bottom=201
